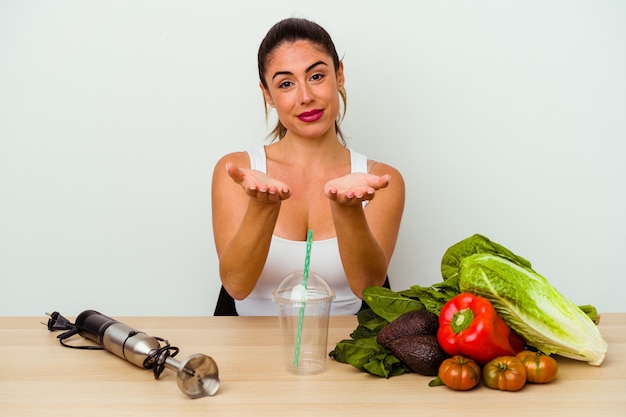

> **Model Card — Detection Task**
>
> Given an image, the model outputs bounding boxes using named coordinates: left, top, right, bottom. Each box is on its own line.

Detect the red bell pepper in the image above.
left=437, top=292, right=525, bottom=365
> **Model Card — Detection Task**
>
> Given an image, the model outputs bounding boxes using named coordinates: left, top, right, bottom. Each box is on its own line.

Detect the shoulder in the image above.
left=368, top=160, right=405, bottom=201
left=369, top=160, right=404, bottom=182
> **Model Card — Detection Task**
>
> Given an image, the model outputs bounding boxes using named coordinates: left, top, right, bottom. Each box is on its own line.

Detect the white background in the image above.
left=1, top=0, right=624, bottom=316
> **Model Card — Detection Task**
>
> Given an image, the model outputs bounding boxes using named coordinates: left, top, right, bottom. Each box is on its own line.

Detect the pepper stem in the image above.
left=450, top=308, right=475, bottom=334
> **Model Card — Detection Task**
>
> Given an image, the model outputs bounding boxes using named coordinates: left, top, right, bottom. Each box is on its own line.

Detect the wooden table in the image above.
left=1, top=313, right=624, bottom=417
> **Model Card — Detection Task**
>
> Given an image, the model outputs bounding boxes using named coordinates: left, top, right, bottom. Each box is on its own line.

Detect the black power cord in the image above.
left=45, top=311, right=103, bottom=350
left=142, top=338, right=180, bottom=379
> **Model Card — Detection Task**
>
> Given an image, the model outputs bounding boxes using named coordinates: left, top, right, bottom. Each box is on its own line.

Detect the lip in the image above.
left=297, top=109, right=324, bottom=122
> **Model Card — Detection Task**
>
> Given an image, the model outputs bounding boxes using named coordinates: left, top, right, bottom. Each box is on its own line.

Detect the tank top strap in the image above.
left=348, top=148, right=368, bottom=173
left=246, top=145, right=267, bottom=173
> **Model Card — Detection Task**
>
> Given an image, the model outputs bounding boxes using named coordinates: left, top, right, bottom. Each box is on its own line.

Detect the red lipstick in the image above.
left=297, top=109, right=323, bottom=122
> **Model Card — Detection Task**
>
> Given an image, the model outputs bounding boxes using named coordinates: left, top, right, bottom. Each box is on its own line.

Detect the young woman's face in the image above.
left=260, top=40, right=344, bottom=140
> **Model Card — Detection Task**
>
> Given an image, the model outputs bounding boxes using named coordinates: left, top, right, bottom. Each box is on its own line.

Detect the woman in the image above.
left=212, top=17, right=405, bottom=315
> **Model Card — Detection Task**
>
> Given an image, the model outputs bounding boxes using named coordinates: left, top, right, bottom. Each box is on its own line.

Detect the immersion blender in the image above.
left=65, top=310, right=220, bottom=399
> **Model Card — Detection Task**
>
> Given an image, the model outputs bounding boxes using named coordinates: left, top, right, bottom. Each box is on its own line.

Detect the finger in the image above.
left=226, top=162, right=246, bottom=184
left=279, top=187, right=292, bottom=200
left=325, top=187, right=339, bottom=200
left=377, top=174, right=391, bottom=188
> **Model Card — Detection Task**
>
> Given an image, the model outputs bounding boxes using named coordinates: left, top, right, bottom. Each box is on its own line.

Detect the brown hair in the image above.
left=258, top=18, right=347, bottom=144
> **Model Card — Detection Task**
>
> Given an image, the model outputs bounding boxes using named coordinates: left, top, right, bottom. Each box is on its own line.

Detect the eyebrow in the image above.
left=271, top=60, right=328, bottom=81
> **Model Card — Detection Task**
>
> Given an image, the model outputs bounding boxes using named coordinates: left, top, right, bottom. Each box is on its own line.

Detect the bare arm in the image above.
left=211, top=152, right=291, bottom=300
left=324, top=163, right=405, bottom=298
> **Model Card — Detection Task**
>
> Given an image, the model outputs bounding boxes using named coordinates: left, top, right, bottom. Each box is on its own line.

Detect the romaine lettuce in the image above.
left=458, top=252, right=608, bottom=366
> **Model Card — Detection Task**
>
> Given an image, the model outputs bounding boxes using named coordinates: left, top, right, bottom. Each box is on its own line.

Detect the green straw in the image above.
left=294, top=229, right=313, bottom=368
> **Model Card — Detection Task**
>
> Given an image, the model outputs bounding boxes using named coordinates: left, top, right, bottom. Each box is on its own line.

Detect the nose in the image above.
left=298, top=83, right=315, bottom=104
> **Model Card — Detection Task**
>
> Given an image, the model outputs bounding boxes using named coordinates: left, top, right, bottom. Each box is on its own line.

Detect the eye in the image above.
left=310, top=73, right=325, bottom=82
left=278, top=80, right=294, bottom=89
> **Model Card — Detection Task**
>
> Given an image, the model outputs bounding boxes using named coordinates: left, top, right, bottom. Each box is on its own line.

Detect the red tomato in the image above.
left=516, top=350, right=558, bottom=383
left=438, top=355, right=481, bottom=391
left=482, top=356, right=527, bottom=391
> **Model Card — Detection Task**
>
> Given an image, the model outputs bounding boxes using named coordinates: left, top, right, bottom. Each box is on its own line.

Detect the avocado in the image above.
left=388, top=335, right=448, bottom=376
left=376, top=309, right=439, bottom=349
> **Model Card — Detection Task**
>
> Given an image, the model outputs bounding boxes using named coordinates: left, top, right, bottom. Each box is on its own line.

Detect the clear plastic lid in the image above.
left=272, top=270, right=335, bottom=304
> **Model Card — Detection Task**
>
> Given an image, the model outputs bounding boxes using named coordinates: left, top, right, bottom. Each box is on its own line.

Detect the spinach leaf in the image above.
left=407, top=285, right=453, bottom=315
left=351, top=308, right=388, bottom=338
left=362, top=286, right=424, bottom=322
left=403, top=274, right=461, bottom=314
left=329, top=337, right=410, bottom=378
left=329, top=308, right=412, bottom=378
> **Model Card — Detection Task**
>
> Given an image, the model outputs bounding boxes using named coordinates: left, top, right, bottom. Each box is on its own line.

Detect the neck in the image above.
left=266, top=134, right=348, bottom=173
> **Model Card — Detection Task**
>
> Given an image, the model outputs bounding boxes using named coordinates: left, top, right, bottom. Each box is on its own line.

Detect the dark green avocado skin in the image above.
left=376, top=309, right=439, bottom=349
left=388, top=335, right=449, bottom=376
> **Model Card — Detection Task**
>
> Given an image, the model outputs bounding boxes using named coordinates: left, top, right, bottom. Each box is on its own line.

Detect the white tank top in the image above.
left=234, top=145, right=368, bottom=316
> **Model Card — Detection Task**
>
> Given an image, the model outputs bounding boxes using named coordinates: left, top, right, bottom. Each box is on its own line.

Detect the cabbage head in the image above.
left=458, top=253, right=607, bottom=366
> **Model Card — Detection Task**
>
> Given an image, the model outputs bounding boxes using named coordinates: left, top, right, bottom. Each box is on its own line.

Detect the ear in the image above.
left=259, top=82, right=275, bottom=107
left=336, top=61, right=345, bottom=89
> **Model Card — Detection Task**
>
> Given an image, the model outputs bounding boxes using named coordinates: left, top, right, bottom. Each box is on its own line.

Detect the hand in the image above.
left=324, top=173, right=391, bottom=206
left=226, top=163, right=291, bottom=202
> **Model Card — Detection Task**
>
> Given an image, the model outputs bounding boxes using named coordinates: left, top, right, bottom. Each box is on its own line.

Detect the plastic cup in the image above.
left=272, top=270, right=335, bottom=375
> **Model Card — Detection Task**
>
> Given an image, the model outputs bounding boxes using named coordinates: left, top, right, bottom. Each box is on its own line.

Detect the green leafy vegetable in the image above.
left=350, top=308, right=388, bottom=337
left=441, top=234, right=532, bottom=281
left=408, top=275, right=462, bottom=315
left=578, top=304, right=601, bottom=325
left=329, top=309, right=410, bottom=378
left=362, top=287, right=424, bottom=323
left=457, top=252, right=607, bottom=366
left=329, top=336, right=410, bottom=378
